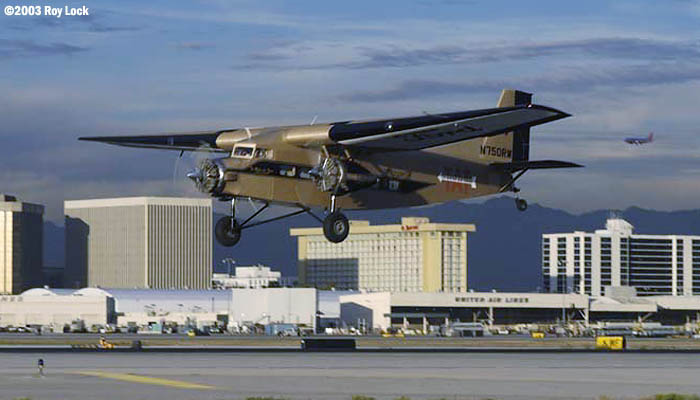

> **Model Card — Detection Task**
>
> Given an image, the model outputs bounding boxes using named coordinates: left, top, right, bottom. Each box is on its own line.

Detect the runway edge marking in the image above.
left=73, top=371, right=216, bottom=390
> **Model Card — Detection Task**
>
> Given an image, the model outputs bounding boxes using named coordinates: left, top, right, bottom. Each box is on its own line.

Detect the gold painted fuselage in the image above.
left=213, top=124, right=512, bottom=210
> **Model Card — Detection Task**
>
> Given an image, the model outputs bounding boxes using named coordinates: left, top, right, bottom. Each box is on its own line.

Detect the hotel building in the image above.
left=291, top=217, right=474, bottom=293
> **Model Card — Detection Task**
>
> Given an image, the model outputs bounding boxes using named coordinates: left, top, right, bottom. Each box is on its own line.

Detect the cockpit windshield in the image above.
left=233, top=145, right=271, bottom=159
left=233, top=145, right=255, bottom=158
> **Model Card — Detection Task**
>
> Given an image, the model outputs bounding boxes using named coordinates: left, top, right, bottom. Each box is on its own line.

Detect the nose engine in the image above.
left=187, top=158, right=226, bottom=195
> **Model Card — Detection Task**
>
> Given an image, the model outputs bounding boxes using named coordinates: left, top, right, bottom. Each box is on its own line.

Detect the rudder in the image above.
left=497, top=89, right=532, bottom=162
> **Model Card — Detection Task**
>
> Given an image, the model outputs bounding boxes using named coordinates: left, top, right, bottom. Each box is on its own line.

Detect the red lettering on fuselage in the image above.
left=444, top=182, right=471, bottom=193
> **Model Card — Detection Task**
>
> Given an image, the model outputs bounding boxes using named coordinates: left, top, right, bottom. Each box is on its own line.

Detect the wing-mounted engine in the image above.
left=309, top=157, right=376, bottom=195
left=309, top=157, right=346, bottom=193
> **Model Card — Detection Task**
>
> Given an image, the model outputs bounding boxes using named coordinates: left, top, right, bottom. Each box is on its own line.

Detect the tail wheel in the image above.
left=323, top=211, right=350, bottom=243
left=215, top=216, right=242, bottom=247
left=515, top=198, right=528, bottom=212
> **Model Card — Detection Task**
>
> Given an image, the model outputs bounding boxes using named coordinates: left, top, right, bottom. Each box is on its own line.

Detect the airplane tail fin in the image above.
left=649, top=132, right=654, bottom=142
left=435, top=89, right=535, bottom=164
left=496, top=89, right=532, bottom=162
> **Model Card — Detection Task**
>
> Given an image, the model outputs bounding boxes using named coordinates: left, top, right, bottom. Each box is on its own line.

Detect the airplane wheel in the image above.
left=515, top=198, right=528, bottom=212
left=215, top=216, right=241, bottom=247
left=323, top=211, right=349, bottom=243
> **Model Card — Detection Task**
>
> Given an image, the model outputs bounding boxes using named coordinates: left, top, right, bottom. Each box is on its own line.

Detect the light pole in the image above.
left=222, top=258, right=236, bottom=276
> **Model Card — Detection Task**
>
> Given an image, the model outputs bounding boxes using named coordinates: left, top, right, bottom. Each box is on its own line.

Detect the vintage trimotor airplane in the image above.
left=80, top=89, right=581, bottom=246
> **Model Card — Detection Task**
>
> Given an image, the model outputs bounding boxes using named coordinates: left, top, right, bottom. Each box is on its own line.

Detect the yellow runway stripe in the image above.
left=74, top=371, right=216, bottom=390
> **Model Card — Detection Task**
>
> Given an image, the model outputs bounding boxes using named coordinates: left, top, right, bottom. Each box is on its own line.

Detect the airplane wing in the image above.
left=79, top=131, right=229, bottom=152
left=328, top=105, right=570, bottom=152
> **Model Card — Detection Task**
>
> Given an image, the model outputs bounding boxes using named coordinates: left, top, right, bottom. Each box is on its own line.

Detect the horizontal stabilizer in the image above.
left=491, top=160, right=583, bottom=172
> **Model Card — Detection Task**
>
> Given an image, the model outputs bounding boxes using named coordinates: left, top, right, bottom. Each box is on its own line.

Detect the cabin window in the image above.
left=278, top=165, right=296, bottom=177
left=254, top=148, right=271, bottom=159
left=233, top=145, right=255, bottom=159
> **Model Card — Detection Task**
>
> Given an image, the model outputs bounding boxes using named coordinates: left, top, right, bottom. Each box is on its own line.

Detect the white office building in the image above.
left=212, top=265, right=282, bottom=289
left=543, top=217, right=700, bottom=296
left=0, top=195, right=44, bottom=294
left=65, top=197, right=212, bottom=290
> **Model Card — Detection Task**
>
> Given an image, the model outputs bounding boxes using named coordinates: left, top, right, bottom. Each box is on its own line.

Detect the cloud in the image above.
left=87, top=23, right=141, bottom=33
left=354, top=38, right=700, bottom=68
left=418, top=0, right=479, bottom=6
left=1, top=11, right=141, bottom=33
left=233, top=38, right=700, bottom=71
left=176, top=42, right=214, bottom=51
left=671, top=0, right=700, bottom=15
left=339, top=62, right=700, bottom=102
left=0, top=39, right=88, bottom=59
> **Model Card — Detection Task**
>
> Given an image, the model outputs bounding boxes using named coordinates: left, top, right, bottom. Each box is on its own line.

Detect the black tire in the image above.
left=323, top=211, right=350, bottom=243
left=515, top=198, right=528, bottom=212
left=215, top=216, right=242, bottom=247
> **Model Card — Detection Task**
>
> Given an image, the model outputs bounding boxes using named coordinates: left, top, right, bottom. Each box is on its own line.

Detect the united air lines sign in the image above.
left=455, top=296, right=530, bottom=305
left=392, top=292, right=588, bottom=309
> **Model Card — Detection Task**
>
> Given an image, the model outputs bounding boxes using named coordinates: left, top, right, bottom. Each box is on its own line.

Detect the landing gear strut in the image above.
left=215, top=198, right=242, bottom=247
left=500, top=171, right=529, bottom=213
left=512, top=187, right=528, bottom=212
left=214, top=191, right=351, bottom=246
left=322, top=194, right=350, bottom=243
left=214, top=197, right=328, bottom=247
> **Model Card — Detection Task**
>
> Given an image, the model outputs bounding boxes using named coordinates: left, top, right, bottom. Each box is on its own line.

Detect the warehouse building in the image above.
left=65, top=197, right=212, bottom=289
left=0, top=288, right=115, bottom=328
left=82, top=287, right=232, bottom=328
left=212, top=265, right=282, bottom=289
left=543, top=217, right=700, bottom=296
left=0, top=287, right=316, bottom=331
left=0, top=195, right=44, bottom=294
left=229, top=288, right=316, bottom=327
left=291, top=217, right=474, bottom=293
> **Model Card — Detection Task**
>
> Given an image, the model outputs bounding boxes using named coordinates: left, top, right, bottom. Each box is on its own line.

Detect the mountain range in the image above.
left=43, top=196, right=700, bottom=292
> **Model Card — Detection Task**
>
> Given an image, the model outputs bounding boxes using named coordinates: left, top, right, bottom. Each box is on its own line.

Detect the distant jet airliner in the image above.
left=624, top=132, right=654, bottom=145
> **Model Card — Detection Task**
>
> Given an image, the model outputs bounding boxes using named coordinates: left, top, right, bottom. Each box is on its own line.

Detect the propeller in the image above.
left=171, top=143, right=220, bottom=197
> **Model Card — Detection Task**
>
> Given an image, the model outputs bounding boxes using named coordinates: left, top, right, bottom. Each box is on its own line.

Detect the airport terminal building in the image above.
left=340, top=289, right=700, bottom=331
left=542, top=218, right=700, bottom=297
left=2, top=286, right=700, bottom=333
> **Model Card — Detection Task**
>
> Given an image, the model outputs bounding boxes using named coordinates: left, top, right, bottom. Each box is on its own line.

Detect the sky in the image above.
left=1, top=0, right=700, bottom=223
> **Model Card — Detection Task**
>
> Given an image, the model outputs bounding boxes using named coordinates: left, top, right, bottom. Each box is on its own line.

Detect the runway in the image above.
left=2, top=352, right=700, bottom=400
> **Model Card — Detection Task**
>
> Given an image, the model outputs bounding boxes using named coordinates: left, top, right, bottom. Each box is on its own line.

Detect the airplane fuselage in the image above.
left=206, top=126, right=512, bottom=210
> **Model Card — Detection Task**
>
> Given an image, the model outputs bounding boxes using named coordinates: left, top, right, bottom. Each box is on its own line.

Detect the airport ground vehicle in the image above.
left=443, top=322, right=488, bottom=337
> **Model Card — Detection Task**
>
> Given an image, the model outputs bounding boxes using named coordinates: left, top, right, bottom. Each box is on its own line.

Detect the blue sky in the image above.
left=2, top=0, right=700, bottom=222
